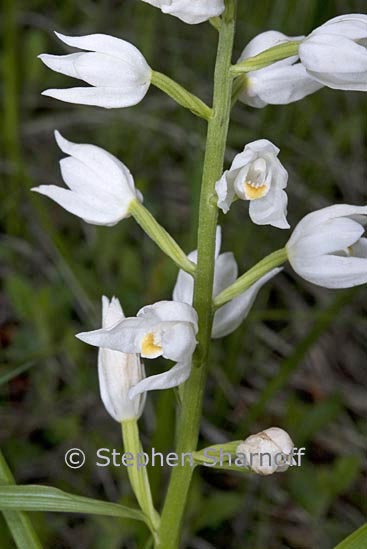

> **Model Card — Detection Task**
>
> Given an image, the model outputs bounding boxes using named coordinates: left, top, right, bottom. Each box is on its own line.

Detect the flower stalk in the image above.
left=151, top=71, right=213, bottom=120
left=121, top=420, right=160, bottom=537
left=214, top=248, right=287, bottom=308
left=129, top=199, right=196, bottom=275
left=157, top=1, right=237, bottom=547
left=231, top=40, right=301, bottom=74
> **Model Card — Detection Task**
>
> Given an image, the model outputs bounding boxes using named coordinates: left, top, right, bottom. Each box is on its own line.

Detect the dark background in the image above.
left=0, top=0, right=366, bottom=547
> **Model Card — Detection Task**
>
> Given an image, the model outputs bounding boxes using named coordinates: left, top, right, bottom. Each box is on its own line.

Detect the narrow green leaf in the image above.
left=334, top=523, right=367, bottom=549
left=0, top=485, right=146, bottom=523
left=0, top=361, right=36, bottom=386
left=0, top=451, right=42, bottom=549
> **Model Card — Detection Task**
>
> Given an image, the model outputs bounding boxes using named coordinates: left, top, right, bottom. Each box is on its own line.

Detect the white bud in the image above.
left=98, top=296, right=146, bottom=422
left=236, top=427, right=294, bottom=475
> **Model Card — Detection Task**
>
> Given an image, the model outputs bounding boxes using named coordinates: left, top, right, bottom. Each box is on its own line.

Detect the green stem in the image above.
left=231, top=40, right=301, bottom=74
left=151, top=71, right=213, bottom=120
left=129, top=199, right=196, bottom=275
left=0, top=450, right=42, bottom=549
left=214, top=248, right=287, bottom=308
left=157, top=2, right=237, bottom=547
left=121, top=420, right=160, bottom=538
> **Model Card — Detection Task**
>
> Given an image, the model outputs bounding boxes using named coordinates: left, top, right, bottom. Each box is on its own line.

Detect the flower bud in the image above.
left=236, top=427, right=294, bottom=475
left=98, top=297, right=146, bottom=422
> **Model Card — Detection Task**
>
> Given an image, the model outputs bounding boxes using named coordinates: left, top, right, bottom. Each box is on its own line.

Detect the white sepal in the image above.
left=98, top=297, right=146, bottom=422
left=32, top=131, right=141, bottom=226
left=141, top=0, right=224, bottom=25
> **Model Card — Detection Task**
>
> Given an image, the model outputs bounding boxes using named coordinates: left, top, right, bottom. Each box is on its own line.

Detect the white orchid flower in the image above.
left=237, top=427, right=295, bottom=475
left=173, top=227, right=282, bottom=338
left=299, top=14, right=367, bottom=91
left=32, top=131, right=141, bottom=226
left=238, top=31, right=322, bottom=108
left=215, top=139, right=290, bottom=229
left=39, top=32, right=151, bottom=108
left=77, top=301, right=198, bottom=398
left=141, top=0, right=224, bottom=25
left=287, top=204, right=367, bottom=288
left=98, top=297, right=146, bottom=422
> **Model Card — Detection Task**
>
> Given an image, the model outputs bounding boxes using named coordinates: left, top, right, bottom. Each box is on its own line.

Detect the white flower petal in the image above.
left=300, top=34, right=367, bottom=73
left=173, top=226, right=224, bottom=304
left=59, top=157, right=112, bottom=201
left=244, top=139, right=280, bottom=157
left=128, top=360, right=192, bottom=399
left=97, top=296, right=146, bottom=422
left=292, top=254, right=367, bottom=289
left=55, top=130, right=136, bottom=197
left=216, top=170, right=236, bottom=213
left=230, top=148, right=257, bottom=171
left=69, top=52, right=149, bottom=88
left=245, top=63, right=323, bottom=106
left=55, top=32, right=150, bottom=74
left=38, top=53, right=84, bottom=78
left=213, top=252, right=238, bottom=296
left=98, top=350, right=146, bottom=421
left=300, top=17, right=367, bottom=91
left=212, top=268, right=282, bottom=338
left=287, top=205, right=367, bottom=248
left=42, top=84, right=149, bottom=108
left=287, top=204, right=367, bottom=289
left=102, top=295, right=124, bottom=326
left=31, top=185, right=123, bottom=225
left=249, top=187, right=289, bottom=229
left=138, top=300, right=198, bottom=333
left=76, top=317, right=147, bottom=354
left=172, top=267, right=195, bottom=305
left=289, top=217, right=364, bottom=259
left=310, top=14, right=367, bottom=41
left=142, top=0, right=224, bottom=25
left=161, top=323, right=197, bottom=362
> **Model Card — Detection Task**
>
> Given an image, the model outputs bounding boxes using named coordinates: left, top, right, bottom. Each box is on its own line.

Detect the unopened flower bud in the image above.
left=236, top=427, right=294, bottom=475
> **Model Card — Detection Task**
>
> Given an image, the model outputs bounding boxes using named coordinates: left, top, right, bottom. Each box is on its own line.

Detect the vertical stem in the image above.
left=157, top=2, right=237, bottom=547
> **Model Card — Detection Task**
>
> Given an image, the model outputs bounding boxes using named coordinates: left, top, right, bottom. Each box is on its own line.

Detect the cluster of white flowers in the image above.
left=33, top=4, right=367, bottom=429
left=239, top=14, right=367, bottom=108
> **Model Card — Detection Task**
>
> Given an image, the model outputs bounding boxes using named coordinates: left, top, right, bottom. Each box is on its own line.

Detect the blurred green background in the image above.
left=1, top=0, right=366, bottom=547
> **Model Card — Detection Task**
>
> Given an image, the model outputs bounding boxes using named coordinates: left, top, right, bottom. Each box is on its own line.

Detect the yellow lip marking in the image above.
left=244, top=181, right=268, bottom=200
left=141, top=332, right=162, bottom=357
